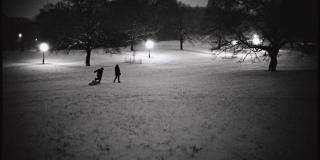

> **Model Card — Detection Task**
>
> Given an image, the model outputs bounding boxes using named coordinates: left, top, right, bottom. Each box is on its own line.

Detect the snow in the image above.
left=2, top=41, right=319, bottom=160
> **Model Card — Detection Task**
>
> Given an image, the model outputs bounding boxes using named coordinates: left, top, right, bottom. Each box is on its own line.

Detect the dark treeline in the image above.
left=1, top=0, right=318, bottom=69
left=2, top=0, right=205, bottom=66
left=1, top=14, right=39, bottom=51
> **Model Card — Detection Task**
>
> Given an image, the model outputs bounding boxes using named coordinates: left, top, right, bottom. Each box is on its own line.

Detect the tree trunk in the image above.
left=180, top=35, right=183, bottom=50
left=85, top=49, right=91, bottom=66
left=130, top=33, right=135, bottom=51
left=268, top=49, right=279, bottom=72
left=130, top=40, right=134, bottom=51
left=290, top=41, right=294, bottom=49
left=217, top=36, right=221, bottom=49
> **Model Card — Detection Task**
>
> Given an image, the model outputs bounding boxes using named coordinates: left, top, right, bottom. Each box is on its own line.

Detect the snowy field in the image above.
left=2, top=41, right=319, bottom=160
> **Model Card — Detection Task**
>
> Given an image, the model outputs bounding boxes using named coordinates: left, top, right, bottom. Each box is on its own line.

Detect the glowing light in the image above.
left=39, top=43, right=49, bottom=52
left=18, top=33, right=22, bottom=38
left=145, top=40, right=154, bottom=58
left=252, top=34, right=261, bottom=45
left=231, top=40, right=238, bottom=45
left=145, top=40, right=154, bottom=49
left=35, top=38, right=38, bottom=41
left=39, top=42, right=49, bottom=64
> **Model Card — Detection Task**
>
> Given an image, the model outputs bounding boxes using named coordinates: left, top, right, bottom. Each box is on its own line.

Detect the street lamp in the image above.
left=39, top=42, right=49, bottom=64
left=231, top=40, right=238, bottom=46
left=252, top=34, right=261, bottom=45
left=231, top=40, right=238, bottom=55
left=18, top=33, right=24, bottom=51
left=145, top=40, right=154, bottom=58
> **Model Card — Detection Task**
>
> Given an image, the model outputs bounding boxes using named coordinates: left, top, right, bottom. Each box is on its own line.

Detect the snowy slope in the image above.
left=2, top=41, right=318, bottom=160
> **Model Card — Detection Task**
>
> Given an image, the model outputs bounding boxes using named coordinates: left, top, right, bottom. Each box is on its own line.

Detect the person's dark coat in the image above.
left=94, top=67, right=104, bottom=79
left=115, top=64, right=121, bottom=76
left=113, top=64, right=121, bottom=83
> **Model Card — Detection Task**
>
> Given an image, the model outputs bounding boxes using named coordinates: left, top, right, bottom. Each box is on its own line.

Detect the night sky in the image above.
left=2, top=0, right=208, bottom=19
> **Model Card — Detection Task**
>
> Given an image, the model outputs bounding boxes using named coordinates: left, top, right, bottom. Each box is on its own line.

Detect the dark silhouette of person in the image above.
left=94, top=67, right=104, bottom=83
left=113, top=64, right=121, bottom=83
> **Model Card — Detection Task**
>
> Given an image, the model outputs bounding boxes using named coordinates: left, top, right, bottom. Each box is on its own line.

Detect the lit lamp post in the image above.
left=145, top=40, right=154, bottom=58
left=252, top=34, right=261, bottom=45
left=39, top=42, right=49, bottom=64
left=231, top=40, right=238, bottom=54
left=231, top=40, right=237, bottom=46
left=18, top=33, right=23, bottom=51
left=34, top=38, right=39, bottom=51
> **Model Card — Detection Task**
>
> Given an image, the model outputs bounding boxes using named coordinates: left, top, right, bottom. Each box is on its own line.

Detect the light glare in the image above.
left=146, top=40, right=154, bottom=49
left=18, top=33, right=22, bottom=38
left=231, top=40, right=238, bottom=45
left=39, top=43, right=49, bottom=52
left=252, top=34, right=261, bottom=45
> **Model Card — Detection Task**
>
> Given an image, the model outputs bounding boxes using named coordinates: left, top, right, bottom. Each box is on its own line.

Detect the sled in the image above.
left=88, top=80, right=100, bottom=86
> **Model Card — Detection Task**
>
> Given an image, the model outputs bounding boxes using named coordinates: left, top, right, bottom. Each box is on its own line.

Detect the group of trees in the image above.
left=202, top=0, right=318, bottom=71
left=2, top=0, right=318, bottom=70
left=34, top=0, right=204, bottom=66
left=1, top=14, right=38, bottom=51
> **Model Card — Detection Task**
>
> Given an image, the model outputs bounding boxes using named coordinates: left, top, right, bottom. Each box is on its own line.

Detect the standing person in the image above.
left=113, top=64, right=121, bottom=83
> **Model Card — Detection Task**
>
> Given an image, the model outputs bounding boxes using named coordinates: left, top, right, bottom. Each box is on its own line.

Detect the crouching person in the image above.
left=89, top=67, right=104, bottom=86
left=94, top=67, right=104, bottom=83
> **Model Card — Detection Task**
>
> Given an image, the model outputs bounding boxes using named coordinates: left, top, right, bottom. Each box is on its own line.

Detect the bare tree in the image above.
left=204, top=0, right=318, bottom=71
left=111, top=0, right=157, bottom=51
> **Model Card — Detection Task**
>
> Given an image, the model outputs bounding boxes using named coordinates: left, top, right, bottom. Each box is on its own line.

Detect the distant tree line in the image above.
left=1, top=14, right=38, bottom=51
left=2, top=0, right=317, bottom=69
left=3, top=0, right=205, bottom=66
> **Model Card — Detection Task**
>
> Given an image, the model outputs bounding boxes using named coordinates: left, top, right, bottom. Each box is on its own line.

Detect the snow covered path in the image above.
left=2, top=41, right=318, bottom=160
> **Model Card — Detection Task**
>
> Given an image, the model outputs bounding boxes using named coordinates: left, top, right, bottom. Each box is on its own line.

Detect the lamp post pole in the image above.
left=42, top=52, right=45, bottom=64
left=39, top=42, right=49, bottom=64
left=18, top=33, right=23, bottom=51
left=146, top=40, right=154, bottom=59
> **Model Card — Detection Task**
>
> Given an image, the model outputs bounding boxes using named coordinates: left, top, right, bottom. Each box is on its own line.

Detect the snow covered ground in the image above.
left=2, top=41, right=319, bottom=160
